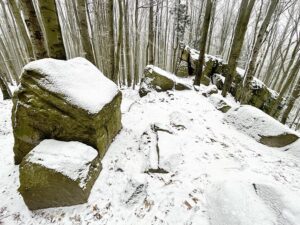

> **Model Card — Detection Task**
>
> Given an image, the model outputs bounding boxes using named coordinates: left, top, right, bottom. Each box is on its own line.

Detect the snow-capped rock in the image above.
left=19, top=140, right=100, bottom=210
left=225, top=105, right=299, bottom=147
left=12, top=57, right=122, bottom=164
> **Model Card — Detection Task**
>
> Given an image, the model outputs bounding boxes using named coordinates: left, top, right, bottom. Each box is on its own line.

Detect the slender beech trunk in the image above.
left=194, top=0, right=213, bottom=86
left=133, top=0, right=140, bottom=88
left=206, top=0, right=216, bottom=54
left=241, top=0, right=279, bottom=103
left=124, top=0, right=132, bottom=87
left=115, top=0, right=124, bottom=84
left=277, top=40, right=300, bottom=91
left=75, top=0, right=95, bottom=64
left=221, top=0, right=255, bottom=97
left=0, top=37, right=19, bottom=82
left=0, top=75, right=11, bottom=100
left=38, top=0, right=66, bottom=59
left=8, top=0, right=34, bottom=60
left=281, top=78, right=300, bottom=124
left=270, top=54, right=300, bottom=116
left=107, top=0, right=116, bottom=82
left=290, top=107, right=300, bottom=128
left=148, top=0, right=154, bottom=65
left=20, top=0, right=48, bottom=59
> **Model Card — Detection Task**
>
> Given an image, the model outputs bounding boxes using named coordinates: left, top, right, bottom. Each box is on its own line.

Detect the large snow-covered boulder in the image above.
left=139, top=65, right=192, bottom=97
left=207, top=180, right=300, bottom=225
left=12, top=57, right=122, bottom=164
left=225, top=105, right=299, bottom=147
left=19, top=140, right=100, bottom=210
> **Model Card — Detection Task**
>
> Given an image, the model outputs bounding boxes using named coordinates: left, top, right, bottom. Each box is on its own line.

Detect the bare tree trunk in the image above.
left=38, top=0, right=66, bottom=59
left=75, top=0, right=95, bottom=64
left=133, top=0, right=140, bottom=88
left=270, top=54, right=300, bottom=116
left=281, top=78, right=300, bottom=124
left=290, top=107, right=300, bottom=128
left=148, top=0, right=154, bottom=65
left=8, top=0, right=34, bottom=60
left=115, top=0, right=124, bottom=84
left=124, top=0, right=132, bottom=87
left=221, top=0, right=255, bottom=97
left=0, top=38, right=19, bottom=82
left=0, top=75, right=11, bottom=100
left=194, top=0, right=213, bottom=86
left=107, top=0, right=116, bottom=82
left=277, top=38, right=300, bottom=91
left=1, top=1, right=27, bottom=67
left=206, top=0, right=216, bottom=54
left=241, top=0, right=279, bottom=103
left=163, top=0, right=169, bottom=68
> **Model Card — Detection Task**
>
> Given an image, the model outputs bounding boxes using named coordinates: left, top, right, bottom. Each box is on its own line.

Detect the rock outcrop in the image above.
left=179, top=45, right=284, bottom=116
left=12, top=57, right=122, bottom=164
left=224, top=105, right=299, bottom=147
left=19, top=140, right=101, bottom=210
left=139, top=65, right=192, bottom=97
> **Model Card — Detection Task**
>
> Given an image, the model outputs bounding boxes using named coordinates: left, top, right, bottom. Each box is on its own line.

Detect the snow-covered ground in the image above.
left=0, top=87, right=300, bottom=225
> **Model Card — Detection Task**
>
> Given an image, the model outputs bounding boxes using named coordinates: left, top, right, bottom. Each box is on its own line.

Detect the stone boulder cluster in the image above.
left=13, top=58, right=122, bottom=210
left=137, top=55, right=298, bottom=148
left=139, top=65, right=193, bottom=97
left=178, top=45, right=283, bottom=116
left=139, top=65, right=210, bottom=97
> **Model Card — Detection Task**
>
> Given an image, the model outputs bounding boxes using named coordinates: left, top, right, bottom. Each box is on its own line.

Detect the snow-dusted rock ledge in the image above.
left=225, top=105, right=299, bottom=147
left=139, top=65, right=196, bottom=97
left=19, top=140, right=100, bottom=210
left=12, top=57, right=122, bottom=164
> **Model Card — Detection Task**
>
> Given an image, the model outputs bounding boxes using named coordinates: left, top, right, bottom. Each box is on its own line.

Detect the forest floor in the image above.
left=1, top=86, right=300, bottom=225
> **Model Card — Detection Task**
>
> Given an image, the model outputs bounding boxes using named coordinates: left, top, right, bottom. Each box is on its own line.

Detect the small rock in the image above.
left=209, top=94, right=232, bottom=113
left=202, top=85, right=218, bottom=97
left=19, top=140, right=101, bottom=210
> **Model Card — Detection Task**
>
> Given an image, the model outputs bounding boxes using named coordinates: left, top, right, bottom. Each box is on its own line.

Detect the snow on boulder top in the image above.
left=23, top=57, right=119, bottom=114
left=184, top=45, right=223, bottom=62
left=26, top=139, right=98, bottom=188
left=225, top=105, right=299, bottom=145
left=145, top=65, right=176, bottom=81
left=145, top=64, right=192, bottom=85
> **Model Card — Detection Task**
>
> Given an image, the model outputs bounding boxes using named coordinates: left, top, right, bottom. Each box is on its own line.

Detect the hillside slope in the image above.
left=0, top=87, right=300, bottom=225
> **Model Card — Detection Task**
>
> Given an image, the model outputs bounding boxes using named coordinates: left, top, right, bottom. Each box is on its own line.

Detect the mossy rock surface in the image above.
left=176, top=61, right=189, bottom=77
left=12, top=58, right=122, bottom=164
left=209, top=94, right=232, bottom=113
left=19, top=140, right=101, bottom=210
left=179, top=46, right=285, bottom=117
left=202, top=85, right=218, bottom=97
left=139, top=65, right=191, bottom=97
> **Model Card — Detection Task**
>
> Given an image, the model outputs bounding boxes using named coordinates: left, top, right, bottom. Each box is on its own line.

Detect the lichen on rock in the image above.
left=19, top=140, right=101, bottom=210
left=139, top=65, right=192, bottom=97
left=12, top=57, right=122, bottom=164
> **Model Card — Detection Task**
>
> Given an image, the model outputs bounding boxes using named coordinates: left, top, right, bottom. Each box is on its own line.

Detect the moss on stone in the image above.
left=19, top=153, right=101, bottom=210
left=12, top=69, right=122, bottom=164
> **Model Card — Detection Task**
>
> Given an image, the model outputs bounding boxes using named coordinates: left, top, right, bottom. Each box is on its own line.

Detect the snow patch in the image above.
left=26, top=139, right=98, bottom=188
left=225, top=105, right=299, bottom=141
left=23, top=57, right=119, bottom=114
left=207, top=180, right=276, bottom=225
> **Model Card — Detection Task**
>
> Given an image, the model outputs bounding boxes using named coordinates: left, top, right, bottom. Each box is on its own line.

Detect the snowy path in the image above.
left=0, top=88, right=300, bottom=225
